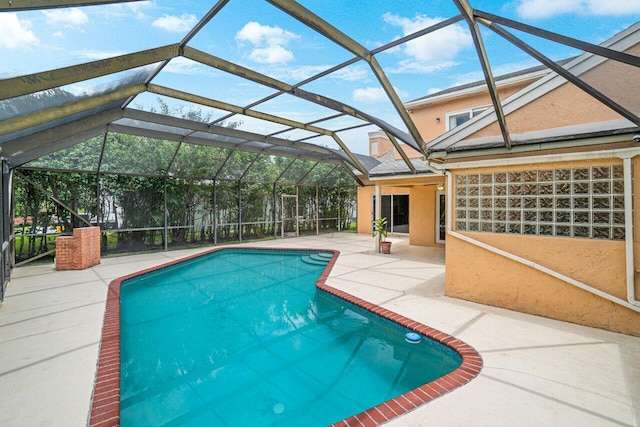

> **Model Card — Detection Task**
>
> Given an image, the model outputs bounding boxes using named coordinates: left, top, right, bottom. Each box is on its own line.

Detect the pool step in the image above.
left=309, top=253, right=331, bottom=262
left=315, top=252, right=333, bottom=259
left=301, top=255, right=330, bottom=266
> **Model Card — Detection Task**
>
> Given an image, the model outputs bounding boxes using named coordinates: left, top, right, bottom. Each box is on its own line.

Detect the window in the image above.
left=371, top=141, right=378, bottom=155
left=446, top=106, right=490, bottom=131
left=454, top=165, right=625, bottom=240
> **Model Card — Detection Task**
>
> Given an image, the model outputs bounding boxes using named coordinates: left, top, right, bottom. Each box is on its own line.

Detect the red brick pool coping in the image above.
left=89, top=247, right=482, bottom=427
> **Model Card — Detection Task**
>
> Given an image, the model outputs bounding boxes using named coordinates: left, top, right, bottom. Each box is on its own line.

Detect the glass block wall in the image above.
left=455, top=164, right=626, bottom=240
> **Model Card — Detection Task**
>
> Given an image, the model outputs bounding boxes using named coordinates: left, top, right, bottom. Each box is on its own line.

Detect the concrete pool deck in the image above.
left=0, top=232, right=638, bottom=426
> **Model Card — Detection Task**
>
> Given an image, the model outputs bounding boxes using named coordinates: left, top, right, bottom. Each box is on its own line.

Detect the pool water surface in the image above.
left=90, top=247, right=482, bottom=426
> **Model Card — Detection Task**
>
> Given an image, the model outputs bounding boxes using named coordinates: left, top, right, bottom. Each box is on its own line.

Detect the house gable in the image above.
left=426, top=22, right=640, bottom=154
left=470, top=42, right=640, bottom=140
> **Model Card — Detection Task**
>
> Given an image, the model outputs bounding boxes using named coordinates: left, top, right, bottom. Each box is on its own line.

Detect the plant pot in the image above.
left=379, top=241, right=391, bottom=254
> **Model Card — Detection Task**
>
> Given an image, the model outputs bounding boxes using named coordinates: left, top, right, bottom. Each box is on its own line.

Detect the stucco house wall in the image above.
left=408, top=81, right=534, bottom=142
left=444, top=157, right=640, bottom=336
left=359, top=76, right=536, bottom=248
left=357, top=176, right=445, bottom=247
left=357, top=29, right=640, bottom=335
left=467, top=43, right=640, bottom=140
left=369, top=131, right=421, bottom=160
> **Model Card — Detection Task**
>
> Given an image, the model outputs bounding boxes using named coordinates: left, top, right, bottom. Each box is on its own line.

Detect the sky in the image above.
left=1, top=0, right=639, bottom=154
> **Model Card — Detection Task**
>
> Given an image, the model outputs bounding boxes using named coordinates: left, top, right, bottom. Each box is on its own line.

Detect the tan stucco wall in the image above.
left=356, top=186, right=373, bottom=234
left=369, top=134, right=395, bottom=157
left=408, top=185, right=438, bottom=246
left=369, top=134, right=422, bottom=159
left=469, top=43, right=640, bottom=139
left=409, top=82, right=531, bottom=142
left=579, top=42, right=640, bottom=116
left=445, top=232, right=640, bottom=335
left=356, top=176, right=445, bottom=247
left=445, top=158, right=640, bottom=336
left=470, top=81, right=623, bottom=139
left=366, top=46, right=640, bottom=332
left=357, top=185, right=407, bottom=235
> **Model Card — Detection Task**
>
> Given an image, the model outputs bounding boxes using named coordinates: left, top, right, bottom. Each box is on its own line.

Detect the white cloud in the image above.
left=91, top=1, right=153, bottom=20
left=76, top=49, right=127, bottom=60
left=256, top=63, right=369, bottom=83
left=64, top=83, right=95, bottom=97
left=332, top=66, right=370, bottom=82
left=450, top=60, right=541, bottom=86
left=353, top=86, right=408, bottom=103
left=125, top=1, right=154, bottom=19
left=248, top=45, right=294, bottom=63
left=265, top=64, right=325, bottom=81
left=586, top=0, right=640, bottom=15
left=53, top=31, right=64, bottom=39
left=236, top=21, right=299, bottom=46
left=383, top=13, right=472, bottom=73
left=303, top=65, right=368, bottom=82
left=0, top=14, right=39, bottom=49
left=42, top=8, right=88, bottom=26
left=517, top=0, right=640, bottom=19
left=164, top=57, right=217, bottom=75
left=353, top=87, right=386, bottom=102
left=152, top=13, right=197, bottom=32
left=236, top=21, right=299, bottom=64
left=391, top=60, right=459, bottom=74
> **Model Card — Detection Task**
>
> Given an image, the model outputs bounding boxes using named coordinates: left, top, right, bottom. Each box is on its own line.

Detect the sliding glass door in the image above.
left=372, top=194, right=409, bottom=234
left=436, top=191, right=446, bottom=243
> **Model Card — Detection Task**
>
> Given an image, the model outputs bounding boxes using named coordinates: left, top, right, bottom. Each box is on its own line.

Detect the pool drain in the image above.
left=273, top=402, right=286, bottom=414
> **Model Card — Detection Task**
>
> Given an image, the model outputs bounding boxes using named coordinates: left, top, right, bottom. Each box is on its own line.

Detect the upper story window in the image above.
left=371, top=141, right=378, bottom=155
left=446, top=106, right=490, bottom=131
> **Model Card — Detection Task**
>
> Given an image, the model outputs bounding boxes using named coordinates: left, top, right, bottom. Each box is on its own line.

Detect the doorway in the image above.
left=436, top=191, right=446, bottom=243
left=372, top=194, right=409, bottom=234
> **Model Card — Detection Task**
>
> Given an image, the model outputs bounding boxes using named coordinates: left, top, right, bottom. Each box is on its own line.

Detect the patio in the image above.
left=0, top=232, right=638, bottom=426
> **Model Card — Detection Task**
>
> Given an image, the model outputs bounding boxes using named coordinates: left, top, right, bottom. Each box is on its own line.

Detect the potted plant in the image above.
left=373, top=217, right=391, bottom=254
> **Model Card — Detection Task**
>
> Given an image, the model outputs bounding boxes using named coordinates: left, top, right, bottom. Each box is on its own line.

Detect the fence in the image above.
left=13, top=171, right=357, bottom=263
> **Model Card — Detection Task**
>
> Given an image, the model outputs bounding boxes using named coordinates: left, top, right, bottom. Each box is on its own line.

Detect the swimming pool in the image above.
left=89, top=247, right=482, bottom=426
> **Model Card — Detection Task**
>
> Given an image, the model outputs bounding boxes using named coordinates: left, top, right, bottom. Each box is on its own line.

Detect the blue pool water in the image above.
left=120, top=249, right=461, bottom=426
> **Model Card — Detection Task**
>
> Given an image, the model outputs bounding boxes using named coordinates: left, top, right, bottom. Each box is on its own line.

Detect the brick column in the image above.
left=55, top=226, right=101, bottom=270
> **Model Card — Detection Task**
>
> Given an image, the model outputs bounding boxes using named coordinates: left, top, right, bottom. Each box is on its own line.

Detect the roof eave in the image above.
left=405, top=67, right=551, bottom=109
left=428, top=127, right=640, bottom=161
